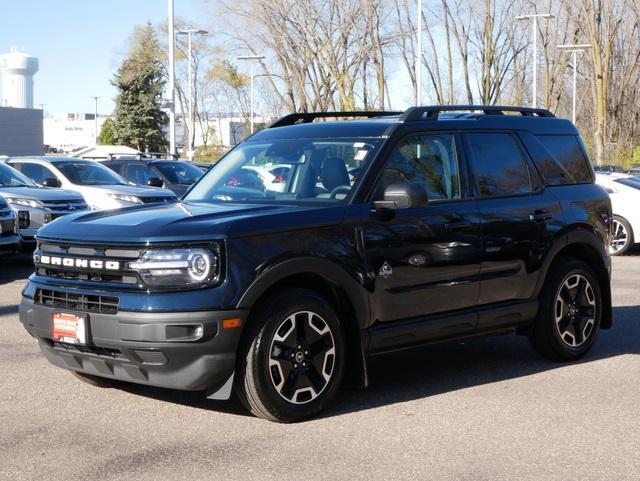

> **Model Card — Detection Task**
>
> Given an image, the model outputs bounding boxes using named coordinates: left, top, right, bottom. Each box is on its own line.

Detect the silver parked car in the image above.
left=0, top=195, right=20, bottom=255
left=7, top=157, right=177, bottom=210
left=0, top=162, right=88, bottom=242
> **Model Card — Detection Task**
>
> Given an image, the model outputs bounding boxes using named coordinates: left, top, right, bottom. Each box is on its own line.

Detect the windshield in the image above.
left=185, top=138, right=383, bottom=204
left=153, top=161, right=204, bottom=185
left=0, top=162, right=37, bottom=187
left=55, top=160, right=129, bottom=186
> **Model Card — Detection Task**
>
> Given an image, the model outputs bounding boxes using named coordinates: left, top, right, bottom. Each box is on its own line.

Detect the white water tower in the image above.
left=0, top=47, right=39, bottom=109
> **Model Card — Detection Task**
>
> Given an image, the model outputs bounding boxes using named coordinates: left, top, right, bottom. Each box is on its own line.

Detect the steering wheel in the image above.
left=329, top=185, right=351, bottom=199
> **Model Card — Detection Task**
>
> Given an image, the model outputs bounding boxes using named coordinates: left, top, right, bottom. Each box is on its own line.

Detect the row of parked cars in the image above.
left=0, top=154, right=316, bottom=255
left=0, top=156, right=190, bottom=254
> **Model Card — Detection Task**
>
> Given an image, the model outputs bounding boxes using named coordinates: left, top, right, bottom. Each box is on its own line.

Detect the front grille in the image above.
left=42, top=199, right=89, bottom=212
left=34, top=242, right=142, bottom=286
left=141, top=196, right=175, bottom=204
left=0, top=219, right=16, bottom=236
left=36, top=288, right=120, bottom=314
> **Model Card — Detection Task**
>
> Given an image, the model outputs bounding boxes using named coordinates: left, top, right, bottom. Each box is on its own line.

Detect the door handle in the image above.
left=445, top=220, right=473, bottom=231
left=529, top=211, right=553, bottom=223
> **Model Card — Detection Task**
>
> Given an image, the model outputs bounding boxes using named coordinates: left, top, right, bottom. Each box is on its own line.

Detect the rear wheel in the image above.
left=71, top=371, right=116, bottom=388
left=609, top=215, right=633, bottom=255
left=235, top=289, right=345, bottom=422
left=529, top=259, right=602, bottom=361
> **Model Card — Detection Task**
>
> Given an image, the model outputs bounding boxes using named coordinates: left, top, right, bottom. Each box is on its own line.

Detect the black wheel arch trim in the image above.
left=236, top=257, right=370, bottom=388
left=533, top=226, right=612, bottom=329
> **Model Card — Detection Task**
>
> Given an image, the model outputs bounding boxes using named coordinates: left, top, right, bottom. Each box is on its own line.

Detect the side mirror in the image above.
left=43, top=177, right=62, bottom=188
left=147, top=177, right=164, bottom=188
left=373, top=182, right=429, bottom=210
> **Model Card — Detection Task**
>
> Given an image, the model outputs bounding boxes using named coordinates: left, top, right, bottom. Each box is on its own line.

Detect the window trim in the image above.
left=363, top=130, right=471, bottom=206
left=463, top=131, right=539, bottom=200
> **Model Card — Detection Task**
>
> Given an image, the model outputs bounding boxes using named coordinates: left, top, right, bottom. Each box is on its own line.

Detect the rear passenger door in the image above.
left=464, top=132, right=563, bottom=323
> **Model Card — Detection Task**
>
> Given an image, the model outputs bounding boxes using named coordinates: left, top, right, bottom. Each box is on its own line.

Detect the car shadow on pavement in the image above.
left=117, top=305, right=640, bottom=420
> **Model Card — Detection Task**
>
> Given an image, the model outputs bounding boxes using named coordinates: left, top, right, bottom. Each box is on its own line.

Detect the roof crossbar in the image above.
left=269, top=111, right=403, bottom=128
left=399, top=105, right=555, bottom=121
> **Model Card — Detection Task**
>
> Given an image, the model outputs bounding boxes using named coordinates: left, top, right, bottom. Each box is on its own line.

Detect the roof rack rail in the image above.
left=399, top=105, right=555, bottom=121
left=269, top=111, right=403, bottom=128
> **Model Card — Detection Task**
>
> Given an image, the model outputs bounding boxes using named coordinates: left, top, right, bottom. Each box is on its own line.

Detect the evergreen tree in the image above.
left=112, top=23, right=168, bottom=151
left=97, top=118, right=117, bottom=145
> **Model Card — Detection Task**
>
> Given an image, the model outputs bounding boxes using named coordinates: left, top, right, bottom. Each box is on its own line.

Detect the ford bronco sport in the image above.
left=19, top=106, right=612, bottom=422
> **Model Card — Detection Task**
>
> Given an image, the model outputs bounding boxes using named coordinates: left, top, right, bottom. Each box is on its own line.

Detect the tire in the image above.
left=235, top=289, right=345, bottom=423
left=71, top=371, right=116, bottom=388
left=529, top=258, right=602, bottom=361
left=610, top=215, right=634, bottom=256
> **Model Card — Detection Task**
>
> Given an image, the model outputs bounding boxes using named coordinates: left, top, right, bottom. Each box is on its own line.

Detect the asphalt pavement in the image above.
left=1, top=252, right=639, bottom=481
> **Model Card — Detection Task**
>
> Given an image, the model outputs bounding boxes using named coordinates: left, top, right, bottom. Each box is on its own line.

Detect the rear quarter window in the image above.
left=536, top=135, right=593, bottom=185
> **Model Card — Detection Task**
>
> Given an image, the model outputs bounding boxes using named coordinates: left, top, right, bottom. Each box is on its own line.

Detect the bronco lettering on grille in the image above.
left=34, top=254, right=120, bottom=271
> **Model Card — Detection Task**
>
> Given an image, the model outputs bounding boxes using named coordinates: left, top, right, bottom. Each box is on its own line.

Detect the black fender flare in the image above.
left=532, top=227, right=612, bottom=328
left=236, top=257, right=371, bottom=387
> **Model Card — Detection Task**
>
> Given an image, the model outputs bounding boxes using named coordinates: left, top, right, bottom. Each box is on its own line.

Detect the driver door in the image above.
left=362, top=132, right=482, bottom=328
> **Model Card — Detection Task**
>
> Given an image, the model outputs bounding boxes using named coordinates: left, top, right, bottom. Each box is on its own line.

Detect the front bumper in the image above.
left=19, top=296, right=246, bottom=392
left=0, top=233, right=21, bottom=253
left=12, top=206, right=75, bottom=241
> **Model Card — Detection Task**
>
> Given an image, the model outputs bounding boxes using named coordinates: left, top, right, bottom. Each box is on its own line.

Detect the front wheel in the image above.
left=529, top=259, right=602, bottom=361
left=235, top=289, right=345, bottom=422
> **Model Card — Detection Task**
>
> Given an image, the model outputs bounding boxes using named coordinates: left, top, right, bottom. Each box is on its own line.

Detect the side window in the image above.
left=16, top=163, right=56, bottom=184
left=126, top=163, right=152, bottom=185
left=104, top=160, right=123, bottom=174
left=537, top=135, right=593, bottom=184
left=380, top=133, right=461, bottom=201
left=467, top=133, right=532, bottom=197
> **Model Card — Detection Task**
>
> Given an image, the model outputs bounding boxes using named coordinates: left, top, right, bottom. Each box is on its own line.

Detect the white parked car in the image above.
left=242, top=165, right=286, bottom=193
left=595, top=173, right=640, bottom=255
left=7, top=157, right=177, bottom=210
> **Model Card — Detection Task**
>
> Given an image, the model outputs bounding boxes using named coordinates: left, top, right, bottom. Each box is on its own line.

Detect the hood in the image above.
left=0, top=186, right=84, bottom=202
left=95, top=184, right=176, bottom=199
left=36, top=201, right=346, bottom=243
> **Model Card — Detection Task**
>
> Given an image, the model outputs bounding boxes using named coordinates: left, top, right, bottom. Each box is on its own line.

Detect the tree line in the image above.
left=109, top=1, right=640, bottom=166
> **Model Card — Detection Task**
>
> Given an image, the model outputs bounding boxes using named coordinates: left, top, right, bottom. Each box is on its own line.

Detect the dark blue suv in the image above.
left=19, top=106, right=613, bottom=422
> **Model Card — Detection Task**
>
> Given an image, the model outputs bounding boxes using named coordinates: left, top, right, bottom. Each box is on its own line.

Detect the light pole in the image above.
left=168, top=0, right=176, bottom=157
left=90, top=96, right=99, bottom=144
left=237, top=55, right=266, bottom=134
left=516, top=13, right=554, bottom=108
left=177, top=29, right=208, bottom=160
left=557, top=44, right=592, bottom=124
left=415, top=0, right=422, bottom=105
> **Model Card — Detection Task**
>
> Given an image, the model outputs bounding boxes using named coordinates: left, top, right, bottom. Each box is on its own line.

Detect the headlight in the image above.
left=107, top=193, right=143, bottom=204
left=5, top=197, right=42, bottom=208
left=128, top=247, right=220, bottom=288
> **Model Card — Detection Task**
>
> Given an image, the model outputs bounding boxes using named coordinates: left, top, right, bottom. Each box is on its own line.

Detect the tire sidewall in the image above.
left=611, top=215, right=633, bottom=256
left=248, top=291, right=345, bottom=421
left=546, top=260, right=602, bottom=358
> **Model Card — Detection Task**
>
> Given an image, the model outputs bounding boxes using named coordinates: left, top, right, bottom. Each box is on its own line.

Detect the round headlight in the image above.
left=188, top=251, right=211, bottom=281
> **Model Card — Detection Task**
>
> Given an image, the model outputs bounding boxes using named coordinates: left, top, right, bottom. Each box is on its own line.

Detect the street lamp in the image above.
left=516, top=13, right=554, bottom=108
left=177, top=28, right=208, bottom=160
left=90, top=96, right=99, bottom=144
left=557, top=44, right=592, bottom=124
left=237, top=55, right=266, bottom=134
left=415, top=0, right=423, bottom=105
left=168, top=0, right=176, bottom=157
